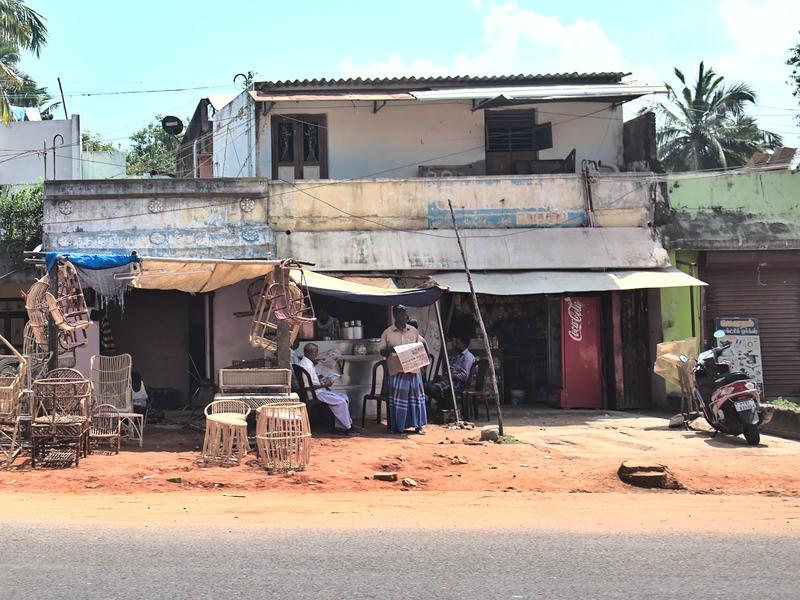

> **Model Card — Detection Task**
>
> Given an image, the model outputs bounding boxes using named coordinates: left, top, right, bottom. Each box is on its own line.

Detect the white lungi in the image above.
left=317, top=390, right=352, bottom=430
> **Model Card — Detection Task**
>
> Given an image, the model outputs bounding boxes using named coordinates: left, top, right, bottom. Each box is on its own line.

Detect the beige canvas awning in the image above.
left=432, top=268, right=706, bottom=296
left=290, top=269, right=444, bottom=307
left=130, top=257, right=279, bottom=293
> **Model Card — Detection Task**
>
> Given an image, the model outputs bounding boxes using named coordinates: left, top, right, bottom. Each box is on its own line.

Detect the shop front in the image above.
left=432, top=269, right=706, bottom=411
left=702, top=250, right=800, bottom=399
left=212, top=271, right=446, bottom=419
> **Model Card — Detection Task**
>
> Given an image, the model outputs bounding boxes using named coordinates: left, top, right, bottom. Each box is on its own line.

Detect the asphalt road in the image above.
left=2, top=522, right=797, bottom=599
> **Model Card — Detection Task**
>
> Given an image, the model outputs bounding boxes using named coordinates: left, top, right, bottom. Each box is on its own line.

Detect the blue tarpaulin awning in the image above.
left=45, top=252, right=139, bottom=272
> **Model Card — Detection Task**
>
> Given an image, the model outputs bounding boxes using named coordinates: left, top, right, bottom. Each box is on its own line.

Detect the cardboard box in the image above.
left=394, top=342, right=430, bottom=373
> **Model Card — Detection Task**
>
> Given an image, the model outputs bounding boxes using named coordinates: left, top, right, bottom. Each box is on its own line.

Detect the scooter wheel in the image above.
left=743, top=423, right=760, bottom=446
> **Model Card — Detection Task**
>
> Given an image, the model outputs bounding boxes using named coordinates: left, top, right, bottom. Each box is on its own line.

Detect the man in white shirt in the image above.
left=297, top=343, right=359, bottom=435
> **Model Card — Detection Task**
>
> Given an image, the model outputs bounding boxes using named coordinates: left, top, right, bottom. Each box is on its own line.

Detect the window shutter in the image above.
left=534, top=122, right=553, bottom=151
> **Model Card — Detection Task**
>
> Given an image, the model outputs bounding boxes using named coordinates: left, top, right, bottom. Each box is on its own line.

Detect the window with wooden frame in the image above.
left=484, top=109, right=553, bottom=175
left=271, top=114, right=329, bottom=181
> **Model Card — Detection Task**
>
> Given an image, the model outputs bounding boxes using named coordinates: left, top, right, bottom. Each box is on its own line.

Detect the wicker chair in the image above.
left=249, top=274, right=302, bottom=352
left=90, top=354, right=144, bottom=447
left=31, top=368, right=91, bottom=468
left=0, top=334, right=26, bottom=468
left=202, top=399, right=251, bottom=464
left=90, top=403, right=121, bottom=453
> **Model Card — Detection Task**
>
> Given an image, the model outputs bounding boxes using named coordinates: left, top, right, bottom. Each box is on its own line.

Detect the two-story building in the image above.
left=42, top=72, right=705, bottom=412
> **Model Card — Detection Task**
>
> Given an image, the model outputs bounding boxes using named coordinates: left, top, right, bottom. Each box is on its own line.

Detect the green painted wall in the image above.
left=660, top=250, right=701, bottom=393
left=660, top=170, right=800, bottom=250
left=661, top=250, right=701, bottom=344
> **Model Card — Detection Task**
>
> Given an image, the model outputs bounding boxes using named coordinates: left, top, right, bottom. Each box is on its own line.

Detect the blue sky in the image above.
left=21, top=0, right=800, bottom=148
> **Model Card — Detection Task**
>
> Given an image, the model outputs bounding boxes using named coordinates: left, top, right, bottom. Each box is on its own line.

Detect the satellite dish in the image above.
left=161, top=116, right=184, bottom=136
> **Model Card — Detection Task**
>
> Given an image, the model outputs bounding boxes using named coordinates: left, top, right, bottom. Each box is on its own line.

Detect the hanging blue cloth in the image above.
left=44, top=252, right=139, bottom=272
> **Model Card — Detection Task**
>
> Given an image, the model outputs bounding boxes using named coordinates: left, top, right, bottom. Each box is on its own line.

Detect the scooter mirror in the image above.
left=713, top=329, right=726, bottom=339
left=679, top=354, right=689, bottom=363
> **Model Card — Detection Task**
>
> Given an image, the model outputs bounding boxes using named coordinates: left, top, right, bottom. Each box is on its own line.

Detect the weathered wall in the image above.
left=212, top=280, right=265, bottom=376
left=213, top=95, right=623, bottom=180
left=81, top=150, right=126, bottom=179
left=0, top=116, right=81, bottom=184
left=43, top=178, right=273, bottom=258
left=268, top=174, right=655, bottom=232
left=277, top=227, right=670, bottom=272
left=213, top=93, right=256, bottom=177
left=660, top=170, right=800, bottom=250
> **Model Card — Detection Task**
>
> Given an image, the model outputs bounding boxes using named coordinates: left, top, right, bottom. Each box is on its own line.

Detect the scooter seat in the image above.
left=714, top=372, right=750, bottom=387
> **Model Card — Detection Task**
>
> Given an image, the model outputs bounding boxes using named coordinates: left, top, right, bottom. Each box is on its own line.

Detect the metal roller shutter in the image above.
left=703, top=254, right=800, bottom=398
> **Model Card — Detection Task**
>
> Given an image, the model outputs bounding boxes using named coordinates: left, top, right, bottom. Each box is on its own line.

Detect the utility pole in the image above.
left=57, top=77, right=68, bottom=120
left=447, top=200, right=504, bottom=435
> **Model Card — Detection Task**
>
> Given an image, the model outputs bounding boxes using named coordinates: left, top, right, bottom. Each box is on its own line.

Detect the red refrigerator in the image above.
left=547, top=296, right=603, bottom=409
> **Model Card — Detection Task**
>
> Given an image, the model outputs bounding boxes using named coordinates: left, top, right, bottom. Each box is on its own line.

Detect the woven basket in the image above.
left=255, top=403, right=311, bottom=471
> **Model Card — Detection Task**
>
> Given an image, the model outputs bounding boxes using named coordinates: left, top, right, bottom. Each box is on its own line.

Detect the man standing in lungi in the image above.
left=380, top=305, right=428, bottom=435
left=298, top=343, right=360, bottom=436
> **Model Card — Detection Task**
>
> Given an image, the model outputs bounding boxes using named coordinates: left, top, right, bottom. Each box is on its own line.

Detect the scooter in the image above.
left=680, top=330, right=770, bottom=446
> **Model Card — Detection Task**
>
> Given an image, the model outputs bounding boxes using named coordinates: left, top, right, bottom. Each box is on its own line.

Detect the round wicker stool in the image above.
left=255, top=403, right=311, bottom=472
left=202, top=414, right=249, bottom=465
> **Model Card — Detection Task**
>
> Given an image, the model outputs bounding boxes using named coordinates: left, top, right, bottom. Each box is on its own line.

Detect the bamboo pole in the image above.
left=434, top=299, right=460, bottom=423
left=47, top=258, right=59, bottom=371
left=275, top=265, right=291, bottom=369
left=447, top=199, right=504, bottom=436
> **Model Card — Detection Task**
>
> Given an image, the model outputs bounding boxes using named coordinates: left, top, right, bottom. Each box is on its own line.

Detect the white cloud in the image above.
left=338, top=2, right=630, bottom=78
left=713, top=0, right=798, bottom=144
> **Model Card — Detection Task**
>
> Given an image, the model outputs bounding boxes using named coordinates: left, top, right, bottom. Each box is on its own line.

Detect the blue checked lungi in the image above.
left=388, top=372, right=427, bottom=431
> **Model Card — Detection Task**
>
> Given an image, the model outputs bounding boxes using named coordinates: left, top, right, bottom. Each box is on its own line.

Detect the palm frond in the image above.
left=0, top=0, right=47, bottom=55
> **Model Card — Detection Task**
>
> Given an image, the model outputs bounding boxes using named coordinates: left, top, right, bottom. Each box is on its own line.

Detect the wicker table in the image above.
left=255, top=403, right=311, bottom=472
left=202, top=412, right=249, bottom=465
left=212, top=392, right=299, bottom=412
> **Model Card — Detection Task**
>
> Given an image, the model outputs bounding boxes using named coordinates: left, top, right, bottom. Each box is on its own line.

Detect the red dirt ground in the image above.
left=4, top=409, right=800, bottom=497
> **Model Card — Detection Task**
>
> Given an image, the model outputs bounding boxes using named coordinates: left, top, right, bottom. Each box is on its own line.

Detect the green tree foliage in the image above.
left=126, top=115, right=182, bottom=176
left=788, top=34, right=800, bottom=120
left=650, top=62, right=782, bottom=171
left=0, top=0, right=47, bottom=123
left=81, top=131, right=117, bottom=152
left=0, top=42, right=59, bottom=118
left=0, top=183, right=42, bottom=255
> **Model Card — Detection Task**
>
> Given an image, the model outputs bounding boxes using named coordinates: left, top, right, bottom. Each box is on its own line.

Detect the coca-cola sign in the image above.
left=565, top=297, right=583, bottom=342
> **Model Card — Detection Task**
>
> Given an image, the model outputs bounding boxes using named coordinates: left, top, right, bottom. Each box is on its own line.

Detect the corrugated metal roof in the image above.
left=248, top=91, right=414, bottom=102
left=254, top=72, right=628, bottom=91
left=412, top=82, right=667, bottom=102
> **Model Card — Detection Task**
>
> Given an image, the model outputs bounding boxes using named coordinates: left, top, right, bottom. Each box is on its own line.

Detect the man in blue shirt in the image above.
left=428, top=336, right=475, bottom=411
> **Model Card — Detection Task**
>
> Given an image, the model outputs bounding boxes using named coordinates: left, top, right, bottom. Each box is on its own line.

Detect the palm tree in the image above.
left=0, top=0, right=47, bottom=123
left=651, top=62, right=782, bottom=171
left=0, top=42, right=59, bottom=118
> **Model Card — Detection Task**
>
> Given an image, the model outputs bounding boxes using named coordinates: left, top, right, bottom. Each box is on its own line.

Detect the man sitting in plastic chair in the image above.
left=297, top=343, right=360, bottom=436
